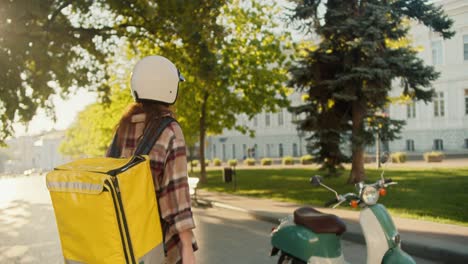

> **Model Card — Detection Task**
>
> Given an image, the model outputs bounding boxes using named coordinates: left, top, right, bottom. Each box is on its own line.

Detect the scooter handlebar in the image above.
left=324, top=198, right=339, bottom=207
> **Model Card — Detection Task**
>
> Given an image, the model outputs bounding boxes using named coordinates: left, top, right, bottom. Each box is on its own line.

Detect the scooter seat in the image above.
left=294, top=207, right=346, bottom=235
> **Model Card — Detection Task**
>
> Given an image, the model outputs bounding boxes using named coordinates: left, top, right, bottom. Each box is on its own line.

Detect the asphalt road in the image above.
left=0, top=175, right=438, bottom=264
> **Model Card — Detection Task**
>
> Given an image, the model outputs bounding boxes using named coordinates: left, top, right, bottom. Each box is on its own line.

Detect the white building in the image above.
left=2, top=130, right=71, bottom=174
left=207, top=0, right=468, bottom=161
left=388, top=0, right=468, bottom=156
left=207, top=92, right=305, bottom=161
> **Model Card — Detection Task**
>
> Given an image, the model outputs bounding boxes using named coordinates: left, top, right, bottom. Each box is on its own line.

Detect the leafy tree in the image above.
left=288, top=0, right=454, bottom=183
left=54, top=1, right=291, bottom=185
left=173, top=1, right=292, bottom=182
left=0, top=0, right=115, bottom=144
left=59, top=87, right=132, bottom=158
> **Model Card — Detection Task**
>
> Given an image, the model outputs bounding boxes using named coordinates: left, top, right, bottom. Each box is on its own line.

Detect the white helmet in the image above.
left=130, top=55, right=184, bottom=104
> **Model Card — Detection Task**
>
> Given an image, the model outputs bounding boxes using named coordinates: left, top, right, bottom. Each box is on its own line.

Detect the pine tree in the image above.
left=289, top=0, right=454, bottom=182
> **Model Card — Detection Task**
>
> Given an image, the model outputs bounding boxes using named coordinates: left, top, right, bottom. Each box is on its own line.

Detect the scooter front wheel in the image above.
left=278, top=253, right=306, bottom=264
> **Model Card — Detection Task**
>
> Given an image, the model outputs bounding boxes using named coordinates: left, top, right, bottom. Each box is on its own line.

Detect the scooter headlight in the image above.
left=361, top=186, right=379, bottom=205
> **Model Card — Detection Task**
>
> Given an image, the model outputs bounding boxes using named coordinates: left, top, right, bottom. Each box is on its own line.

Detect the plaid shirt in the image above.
left=107, top=113, right=197, bottom=264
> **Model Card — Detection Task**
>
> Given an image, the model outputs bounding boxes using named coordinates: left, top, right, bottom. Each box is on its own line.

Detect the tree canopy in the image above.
left=0, top=0, right=116, bottom=143
left=52, top=0, right=292, bottom=183
left=288, top=0, right=454, bottom=182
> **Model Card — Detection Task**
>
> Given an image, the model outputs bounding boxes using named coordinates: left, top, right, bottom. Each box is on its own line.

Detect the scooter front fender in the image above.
left=382, top=247, right=416, bottom=264
left=368, top=204, right=399, bottom=248
left=363, top=204, right=415, bottom=264
left=271, top=225, right=342, bottom=262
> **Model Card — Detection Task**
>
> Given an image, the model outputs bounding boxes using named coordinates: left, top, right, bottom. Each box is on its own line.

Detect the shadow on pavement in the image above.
left=0, top=200, right=62, bottom=263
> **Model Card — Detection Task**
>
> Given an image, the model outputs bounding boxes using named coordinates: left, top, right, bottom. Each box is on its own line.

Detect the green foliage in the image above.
left=213, top=158, right=222, bottom=166
left=364, top=114, right=406, bottom=145
left=0, top=1, right=114, bottom=143
left=59, top=86, right=132, bottom=158
left=205, top=160, right=210, bottom=166
left=424, top=152, right=444, bottom=162
left=391, top=152, right=407, bottom=163
left=282, top=156, right=294, bottom=165
left=228, top=159, right=238, bottom=166
left=7, top=1, right=292, bottom=187
left=172, top=0, right=293, bottom=181
left=244, top=158, right=256, bottom=166
left=300, top=155, right=314, bottom=165
left=261, top=158, right=272, bottom=166
left=42, top=0, right=290, bottom=170
left=190, top=160, right=199, bottom=167
left=288, top=0, right=454, bottom=181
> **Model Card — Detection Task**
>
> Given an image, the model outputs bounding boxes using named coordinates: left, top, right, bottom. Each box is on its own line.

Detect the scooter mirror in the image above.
left=310, top=175, right=323, bottom=186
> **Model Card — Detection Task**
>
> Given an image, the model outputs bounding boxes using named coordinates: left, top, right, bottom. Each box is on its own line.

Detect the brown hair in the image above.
left=115, top=101, right=173, bottom=149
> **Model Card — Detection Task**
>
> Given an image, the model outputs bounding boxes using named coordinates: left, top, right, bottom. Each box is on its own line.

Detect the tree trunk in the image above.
left=376, top=131, right=381, bottom=168
left=198, top=92, right=209, bottom=183
left=348, top=100, right=366, bottom=184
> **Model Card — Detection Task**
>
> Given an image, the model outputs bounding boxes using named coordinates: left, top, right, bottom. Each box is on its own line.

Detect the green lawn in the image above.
left=196, top=167, right=468, bottom=226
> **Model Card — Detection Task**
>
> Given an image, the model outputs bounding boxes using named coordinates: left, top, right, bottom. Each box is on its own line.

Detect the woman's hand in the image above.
left=181, top=246, right=196, bottom=264
left=179, top=230, right=195, bottom=264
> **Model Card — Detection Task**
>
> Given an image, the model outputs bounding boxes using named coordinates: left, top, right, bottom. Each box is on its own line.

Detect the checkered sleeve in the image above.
left=158, top=123, right=195, bottom=235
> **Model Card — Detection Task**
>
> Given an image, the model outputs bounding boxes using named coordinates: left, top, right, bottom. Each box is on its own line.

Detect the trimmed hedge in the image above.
left=300, top=155, right=314, bottom=165
left=282, top=156, right=294, bottom=165
left=424, top=152, right=444, bottom=162
left=261, top=158, right=272, bottom=166
left=243, top=158, right=256, bottom=166
left=228, top=159, right=238, bottom=166
left=391, top=152, right=407, bottom=163
left=190, top=160, right=199, bottom=167
left=213, top=158, right=222, bottom=166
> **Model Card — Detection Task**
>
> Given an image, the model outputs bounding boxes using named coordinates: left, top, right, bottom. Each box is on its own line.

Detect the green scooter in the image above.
left=270, top=165, right=415, bottom=263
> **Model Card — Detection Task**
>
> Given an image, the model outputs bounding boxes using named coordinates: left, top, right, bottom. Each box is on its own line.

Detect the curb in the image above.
left=195, top=198, right=468, bottom=264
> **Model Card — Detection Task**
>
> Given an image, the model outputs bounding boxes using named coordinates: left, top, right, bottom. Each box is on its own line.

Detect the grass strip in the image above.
left=196, top=167, right=468, bottom=226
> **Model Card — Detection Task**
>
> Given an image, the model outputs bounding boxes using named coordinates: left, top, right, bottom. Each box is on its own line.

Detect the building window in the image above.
left=279, top=143, right=284, bottom=157
left=432, top=40, right=443, bottom=65
left=232, top=144, right=236, bottom=159
left=266, top=144, right=271, bottom=157
left=278, top=111, right=284, bottom=126
left=213, top=144, right=217, bottom=158
left=222, top=144, right=226, bottom=160
left=406, top=139, right=415, bottom=152
left=465, top=89, right=468, bottom=115
left=464, top=35, right=468, bottom=61
left=406, top=102, right=416, bottom=118
left=253, top=116, right=258, bottom=126
left=433, top=139, right=444, bottom=151
left=248, top=145, right=256, bottom=158
left=433, top=92, right=445, bottom=117
left=465, top=139, right=468, bottom=148
left=265, top=112, right=271, bottom=126
left=292, top=143, right=298, bottom=157
left=242, top=144, right=247, bottom=158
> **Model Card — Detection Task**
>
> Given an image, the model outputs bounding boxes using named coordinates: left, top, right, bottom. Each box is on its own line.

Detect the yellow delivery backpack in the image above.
left=46, top=117, right=175, bottom=264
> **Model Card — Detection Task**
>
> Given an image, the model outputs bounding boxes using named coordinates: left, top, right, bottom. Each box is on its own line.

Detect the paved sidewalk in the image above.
left=195, top=189, right=468, bottom=264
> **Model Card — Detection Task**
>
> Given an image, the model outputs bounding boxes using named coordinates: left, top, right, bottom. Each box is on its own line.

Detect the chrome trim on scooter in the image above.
left=393, top=234, right=401, bottom=247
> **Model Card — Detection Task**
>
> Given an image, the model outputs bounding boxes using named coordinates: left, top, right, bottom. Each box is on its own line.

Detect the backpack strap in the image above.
left=108, top=116, right=176, bottom=158
left=108, top=132, right=121, bottom=158
left=134, top=116, right=176, bottom=156
left=134, top=115, right=175, bottom=257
